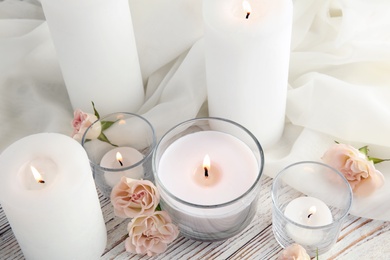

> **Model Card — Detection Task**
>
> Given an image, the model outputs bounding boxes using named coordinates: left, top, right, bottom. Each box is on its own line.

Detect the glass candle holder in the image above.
left=153, top=117, right=264, bottom=241
left=271, top=161, right=353, bottom=256
left=82, top=112, right=156, bottom=198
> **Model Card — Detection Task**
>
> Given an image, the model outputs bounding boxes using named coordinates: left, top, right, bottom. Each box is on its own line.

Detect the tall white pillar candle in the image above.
left=0, top=133, right=107, bottom=260
left=40, top=0, right=144, bottom=115
left=203, top=0, right=293, bottom=148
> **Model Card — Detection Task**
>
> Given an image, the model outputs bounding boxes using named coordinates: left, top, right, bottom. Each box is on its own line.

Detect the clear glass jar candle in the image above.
left=82, top=112, right=156, bottom=198
left=153, top=117, right=264, bottom=241
left=271, top=161, right=353, bottom=256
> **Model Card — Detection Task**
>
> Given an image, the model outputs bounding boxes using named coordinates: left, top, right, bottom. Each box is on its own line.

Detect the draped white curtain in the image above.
left=1, top=0, right=390, bottom=220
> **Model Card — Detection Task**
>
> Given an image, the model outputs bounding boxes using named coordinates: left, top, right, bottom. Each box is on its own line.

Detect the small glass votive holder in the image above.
left=271, top=161, right=353, bottom=256
left=82, top=112, right=156, bottom=198
left=153, top=117, right=264, bottom=241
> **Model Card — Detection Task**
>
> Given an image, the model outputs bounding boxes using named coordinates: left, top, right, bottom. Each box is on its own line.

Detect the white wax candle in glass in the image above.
left=284, top=196, right=333, bottom=245
left=100, top=147, right=144, bottom=187
left=153, top=118, right=264, bottom=241
left=82, top=112, right=156, bottom=199
left=271, top=161, right=353, bottom=256
left=158, top=131, right=258, bottom=206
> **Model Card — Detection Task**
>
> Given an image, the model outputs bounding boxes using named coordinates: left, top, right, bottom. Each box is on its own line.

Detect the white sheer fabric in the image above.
left=0, top=0, right=389, bottom=220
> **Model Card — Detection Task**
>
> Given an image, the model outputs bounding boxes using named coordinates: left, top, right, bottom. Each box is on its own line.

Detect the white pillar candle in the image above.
left=284, top=196, right=333, bottom=245
left=203, top=0, right=293, bottom=148
left=157, top=131, right=260, bottom=236
left=0, top=133, right=107, bottom=260
left=40, top=0, right=144, bottom=115
left=100, top=146, right=144, bottom=187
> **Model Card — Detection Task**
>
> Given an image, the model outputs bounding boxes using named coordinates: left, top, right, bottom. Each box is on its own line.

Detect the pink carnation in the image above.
left=322, top=143, right=385, bottom=197
left=125, top=211, right=179, bottom=257
left=277, top=243, right=310, bottom=260
left=111, top=177, right=160, bottom=218
left=71, top=109, right=101, bottom=142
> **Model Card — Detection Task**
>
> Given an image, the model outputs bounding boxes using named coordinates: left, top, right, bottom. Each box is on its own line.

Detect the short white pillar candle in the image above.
left=0, top=133, right=107, bottom=260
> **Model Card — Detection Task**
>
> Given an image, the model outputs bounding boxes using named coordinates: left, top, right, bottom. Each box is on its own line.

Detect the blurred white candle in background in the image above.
left=203, top=0, right=293, bottom=148
left=40, top=0, right=144, bottom=115
left=0, top=133, right=107, bottom=260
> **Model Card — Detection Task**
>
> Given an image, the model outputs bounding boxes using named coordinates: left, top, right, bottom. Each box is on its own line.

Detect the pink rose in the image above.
left=111, top=177, right=160, bottom=218
left=71, top=109, right=101, bottom=142
left=277, top=243, right=310, bottom=260
left=125, top=211, right=179, bottom=257
left=322, top=143, right=385, bottom=197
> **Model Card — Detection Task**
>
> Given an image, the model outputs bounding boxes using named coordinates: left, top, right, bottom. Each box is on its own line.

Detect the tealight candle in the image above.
left=284, top=197, right=333, bottom=245
left=0, top=133, right=107, bottom=259
left=154, top=118, right=264, bottom=241
left=100, top=147, right=144, bottom=187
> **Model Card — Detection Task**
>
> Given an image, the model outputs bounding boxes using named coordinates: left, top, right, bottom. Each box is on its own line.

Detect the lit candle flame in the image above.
left=242, top=0, right=252, bottom=19
left=203, top=154, right=210, bottom=177
left=30, top=166, right=45, bottom=184
left=116, top=152, right=124, bottom=166
left=308, top=206, right=316, bottom=218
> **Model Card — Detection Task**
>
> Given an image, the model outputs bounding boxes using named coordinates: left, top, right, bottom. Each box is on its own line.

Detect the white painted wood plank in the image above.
left=1, top=176, right=390, bottom=259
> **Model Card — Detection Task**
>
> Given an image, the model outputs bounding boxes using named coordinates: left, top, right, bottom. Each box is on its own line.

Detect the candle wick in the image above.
left=38, top=180, right=45, bottom=184
left=307, top=213, right=313, bottom=218
left=204, top=167, right=209, bottom=178
left=246, top=12, right=250, bottom=19
left=118, top=160, right=123, bottom=166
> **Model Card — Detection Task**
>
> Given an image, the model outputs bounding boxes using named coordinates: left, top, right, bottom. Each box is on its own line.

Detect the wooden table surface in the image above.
left=1, top=175, right=389, bottom=259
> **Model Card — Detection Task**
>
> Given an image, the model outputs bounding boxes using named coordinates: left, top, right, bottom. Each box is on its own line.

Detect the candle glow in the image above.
left=242, top=0, right=251, bottom=19
left=203, top=154, right=210, bottom=177
left=116, top=152, right=124, bottom=166
left=308, top=206, right=316, bottom=219
left=30, top=166, right=45, bottom=184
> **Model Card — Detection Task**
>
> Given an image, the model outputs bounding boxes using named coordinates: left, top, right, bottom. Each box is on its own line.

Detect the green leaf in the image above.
left=368, top=157, right=390, bottom=164
left=90, top=102, right=118, bottom=147
left=91, top=101, right=100, bottom=119
left=334, top=140, right=340, bottom=144
left=156, top=204, right=162, bottom=211
left=97, top=132, right=118, bottom=147
left=101, top=120, right=116, bottom=132
left=358, top=145, right=369, bottom=156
